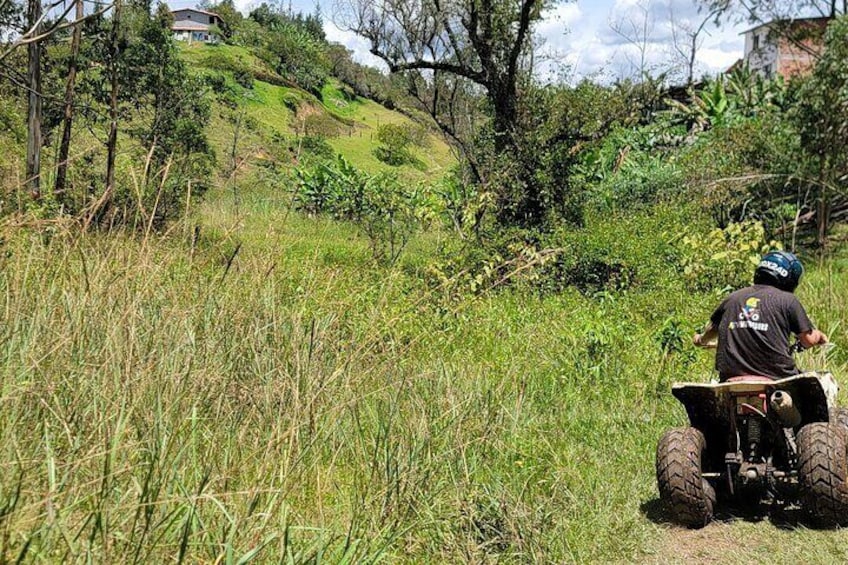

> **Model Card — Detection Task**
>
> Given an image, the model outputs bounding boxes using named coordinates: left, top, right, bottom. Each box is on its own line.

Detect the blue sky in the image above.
left=170, top=0, right=749, bottom=82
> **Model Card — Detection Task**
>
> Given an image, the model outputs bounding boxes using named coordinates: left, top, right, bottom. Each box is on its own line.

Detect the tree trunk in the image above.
left=818, top=186, right=830, bottom=247
left=817, top=157, right=830, bottom=247
left=54, top=0, right=84, bottom=202
left=105, top=0, right=121, bottom=197
left=25, top=0, right=42, bottom=200
left=490, top=76, right=517, bottom=153
left=687, top=35, right=697, bottom=87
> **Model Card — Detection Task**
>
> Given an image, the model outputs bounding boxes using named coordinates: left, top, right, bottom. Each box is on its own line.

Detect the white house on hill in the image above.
left=740, top=17, right=828, bottom=79
left=171, top=8, right=221, bottom=44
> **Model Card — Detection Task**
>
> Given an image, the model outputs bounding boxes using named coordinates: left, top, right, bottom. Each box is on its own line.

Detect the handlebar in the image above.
left=791, top=341, right=836, bottom=354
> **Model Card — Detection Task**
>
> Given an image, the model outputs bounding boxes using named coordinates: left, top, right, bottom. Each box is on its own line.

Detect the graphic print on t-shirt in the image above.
left=728, top=297, right=770, bottom=332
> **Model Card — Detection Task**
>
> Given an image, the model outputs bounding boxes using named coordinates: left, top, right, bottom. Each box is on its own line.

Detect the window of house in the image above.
left=753, top=34, right=760, bottom=51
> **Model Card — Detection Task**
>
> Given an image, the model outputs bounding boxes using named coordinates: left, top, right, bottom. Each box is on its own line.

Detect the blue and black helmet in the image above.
left=754, top=250, right=804, bottom=292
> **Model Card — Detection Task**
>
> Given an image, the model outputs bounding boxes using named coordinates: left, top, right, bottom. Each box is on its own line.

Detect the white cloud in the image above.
left=534, top=0, right=744, bottom=83
left=536, top=2, right=584, bottom=46
left=324, top=21, right=388, bottom=69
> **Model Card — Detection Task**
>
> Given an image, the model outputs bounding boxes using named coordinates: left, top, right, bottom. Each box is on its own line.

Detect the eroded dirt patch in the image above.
left=648, top=513, right=848, bottom=565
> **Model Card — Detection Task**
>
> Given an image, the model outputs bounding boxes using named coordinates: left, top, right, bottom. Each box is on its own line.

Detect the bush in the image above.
left=373, top=123, right=414, bottom=165
left=233, top=68, right=254, bottom=89
left=428, top=203, right=693, bottom=297
left=676, top=220, right=780, bottom=292
left=300, top=135, right=334, bottom=160
left=293, top=157, right=433, bottom=264
left=573, top=123, right=687, bottom=213
left=261, top=23, right=329, bottom=95
left=676, top=116, right=804, bottom=228
left=301, top=113, right=342, bottom=138
left=202, top=50, right=252, bottom=76
left=358, top=174, right=428, bottom=264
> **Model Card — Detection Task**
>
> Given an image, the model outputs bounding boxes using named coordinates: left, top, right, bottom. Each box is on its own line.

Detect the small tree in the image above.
left=374, top=123, right=414, bottom=166
left=262, top=22, right=329, bottom=95
left=794, top=16, right=848, bottom=245
left=340, top=0, right=566, bottom=226
left=200, top=0, right=242, bottom=41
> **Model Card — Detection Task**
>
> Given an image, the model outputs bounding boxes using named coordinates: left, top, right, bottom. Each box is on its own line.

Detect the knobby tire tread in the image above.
left=830, top=407, right=848, bottom=430
left=797, top=422, right=848, bottom=527
left=656, top=427, right=715, bottom=528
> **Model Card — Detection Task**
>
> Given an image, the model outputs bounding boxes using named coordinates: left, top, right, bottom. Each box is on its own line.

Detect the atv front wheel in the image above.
left=797, top=422, right=848, bottom=527
left=656, top=427, right=716, bottom=528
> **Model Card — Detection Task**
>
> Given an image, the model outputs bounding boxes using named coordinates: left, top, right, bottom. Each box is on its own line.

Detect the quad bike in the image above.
left=656, top=343, right=848, bottom=528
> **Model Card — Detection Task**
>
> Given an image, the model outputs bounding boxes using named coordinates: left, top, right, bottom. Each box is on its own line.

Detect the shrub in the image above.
left=301, top=113, right=341, bottom=138
left=233, top=68, right=254, bottom=89
left=373, top=123, right=414, bottom=166
left=200, top=71, right=231, bottom=96
left=428, top=202, right=695, bottom=298
left=676, top=220, right=780, bottom=292
left=358, top=173, right=428, bottom=265
left=372, top=123, right=430, bottom=168
left=261, top=23, right=329, bottom=95
left=572, top=122, right=687, bottom=213
left=676, top=116, right=804, bottom=229
left=201, top=50, right=252, bottom=76
left=293, top=157, right=433, bottom=264
left=300, top=135, right=334, bottom=160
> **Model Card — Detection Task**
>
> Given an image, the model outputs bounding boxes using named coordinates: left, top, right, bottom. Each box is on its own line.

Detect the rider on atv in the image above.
left=692, top=251, right=829, bottom=382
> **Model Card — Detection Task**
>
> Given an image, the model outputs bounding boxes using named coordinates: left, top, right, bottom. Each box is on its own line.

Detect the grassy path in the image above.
left=2, top=185, right=848, bottom=562
left=653, top=518, right=848, bottom=564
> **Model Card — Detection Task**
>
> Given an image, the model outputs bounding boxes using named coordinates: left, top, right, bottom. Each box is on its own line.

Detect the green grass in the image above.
left=2, top=181, right=848, bottom=562
left=179, top=43, right=455, bottom=180
left=179, top=42, right=275, bottom=77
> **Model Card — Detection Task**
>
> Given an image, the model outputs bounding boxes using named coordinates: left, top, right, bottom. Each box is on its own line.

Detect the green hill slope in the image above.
left=178, top=43, right=455, bottom=180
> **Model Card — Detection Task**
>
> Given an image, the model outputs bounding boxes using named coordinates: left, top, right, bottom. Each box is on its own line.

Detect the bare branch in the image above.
left=0, top=1, right=112, bottom=63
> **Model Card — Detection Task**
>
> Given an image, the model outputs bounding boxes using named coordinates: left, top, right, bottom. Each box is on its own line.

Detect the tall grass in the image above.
left=1, top=200, right=846, bottom=562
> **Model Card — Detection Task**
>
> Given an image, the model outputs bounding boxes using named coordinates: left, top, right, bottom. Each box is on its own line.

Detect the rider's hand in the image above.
left=799, top=329, right=828, bottom=349
left=693, top=333, right=703, bottom=346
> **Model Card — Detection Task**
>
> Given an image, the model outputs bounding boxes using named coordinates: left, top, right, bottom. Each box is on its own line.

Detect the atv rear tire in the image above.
left=797, top=422, right=848, bottom=527
left=829, top=407, right=848, bottom=431
left=656, top=427, right=716, bottom=528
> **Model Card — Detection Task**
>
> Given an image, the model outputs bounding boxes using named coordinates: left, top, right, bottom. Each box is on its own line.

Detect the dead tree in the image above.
left=25, top=0, right=42, bottom=199
left=669, top=6, right=720, bottom=87
left=105, top=0, right=121, bottom=198
left=54, top=0, right=85, bottom=200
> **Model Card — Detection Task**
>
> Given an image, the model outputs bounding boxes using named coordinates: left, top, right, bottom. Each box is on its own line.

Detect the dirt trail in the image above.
left=651, top=522, right=764, bottom=564
left=648, top=515, right=848, bottom=564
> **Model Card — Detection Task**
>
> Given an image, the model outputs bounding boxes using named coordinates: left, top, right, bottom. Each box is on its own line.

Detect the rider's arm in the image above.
left=693, top=321, right=718, bottom=348
left=799, top=329, right=828, bottom=349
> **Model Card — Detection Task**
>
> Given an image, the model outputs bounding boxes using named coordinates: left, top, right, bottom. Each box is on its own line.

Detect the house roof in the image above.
left=739, top=16, right=830, bottom=35
left=725, top=58, right=744, bottom=74
left=172, top=20, right=212, bottom=31
left=171, top=7, right=220, bottom=17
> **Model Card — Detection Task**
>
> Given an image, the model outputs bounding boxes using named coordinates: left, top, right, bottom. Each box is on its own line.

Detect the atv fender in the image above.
left=671, top=373, right=837, bottom=466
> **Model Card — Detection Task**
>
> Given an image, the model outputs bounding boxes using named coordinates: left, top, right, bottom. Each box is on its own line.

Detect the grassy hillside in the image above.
left=2, top=177, right=847, bottom=562
left=178, top=43, right=454, bottom=180
left=4, top=34, right=848, bottom=565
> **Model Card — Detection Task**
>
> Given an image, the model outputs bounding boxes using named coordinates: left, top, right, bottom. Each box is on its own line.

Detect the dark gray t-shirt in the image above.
left=710, top=284, right=813, bottom=380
